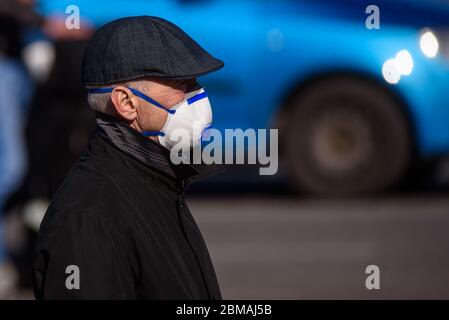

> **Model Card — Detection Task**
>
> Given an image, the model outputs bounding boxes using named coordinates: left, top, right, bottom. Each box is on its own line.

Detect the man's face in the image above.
left=109, top=77, right=198, bottom=140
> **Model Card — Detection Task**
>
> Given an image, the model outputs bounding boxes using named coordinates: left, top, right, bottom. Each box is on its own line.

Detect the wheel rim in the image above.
left=310, top=104, right=374, bottom=175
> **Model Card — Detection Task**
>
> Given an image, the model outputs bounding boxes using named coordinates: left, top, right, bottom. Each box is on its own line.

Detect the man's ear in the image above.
left=110, top=86, right=138, bottom=121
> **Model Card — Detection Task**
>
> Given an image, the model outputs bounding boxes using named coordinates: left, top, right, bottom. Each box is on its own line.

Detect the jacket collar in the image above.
left=95, top=112, right=201, bottom=182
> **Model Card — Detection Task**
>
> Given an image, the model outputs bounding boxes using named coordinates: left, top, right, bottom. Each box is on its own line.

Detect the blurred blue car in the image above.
left=37, top=0, right=449, bottom=195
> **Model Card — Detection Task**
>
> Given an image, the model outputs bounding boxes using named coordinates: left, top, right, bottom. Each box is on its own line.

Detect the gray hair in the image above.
left=86, top=80, right=146, bottom=113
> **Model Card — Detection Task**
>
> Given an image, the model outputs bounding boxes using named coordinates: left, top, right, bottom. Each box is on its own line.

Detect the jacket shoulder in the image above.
left=39, top=157, right=133, bottom=235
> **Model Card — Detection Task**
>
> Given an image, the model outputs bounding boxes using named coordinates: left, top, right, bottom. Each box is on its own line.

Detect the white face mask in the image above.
left=87, top=86, right=213, bottom=150
left=158, top=87, right=212, bottom=150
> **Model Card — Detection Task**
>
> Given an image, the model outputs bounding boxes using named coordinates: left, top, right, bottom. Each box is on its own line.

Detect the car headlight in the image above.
left=420, top=29, right=439, bottom=58
left=419, top=28, right=449, bottom=60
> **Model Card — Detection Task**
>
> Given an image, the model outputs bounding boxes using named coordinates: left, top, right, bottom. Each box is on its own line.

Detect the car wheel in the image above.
left=283, top=77, right=412, bottom=196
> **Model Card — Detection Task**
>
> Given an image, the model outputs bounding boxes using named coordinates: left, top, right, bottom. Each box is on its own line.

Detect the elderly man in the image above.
left=32, top=16, right=224, bottom=299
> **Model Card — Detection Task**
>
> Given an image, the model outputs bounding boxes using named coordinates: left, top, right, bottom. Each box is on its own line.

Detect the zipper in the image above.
left=176, top=179, right=212, bottom=299
left=177, top=179, right=185, bottom=209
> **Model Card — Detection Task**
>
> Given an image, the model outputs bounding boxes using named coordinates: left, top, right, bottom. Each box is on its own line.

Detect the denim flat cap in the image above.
left=82, top=16, right=224, bottom=86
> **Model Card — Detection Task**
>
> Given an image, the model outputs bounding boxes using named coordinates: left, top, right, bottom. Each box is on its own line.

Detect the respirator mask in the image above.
left=88, top=86, right=213, bottom=150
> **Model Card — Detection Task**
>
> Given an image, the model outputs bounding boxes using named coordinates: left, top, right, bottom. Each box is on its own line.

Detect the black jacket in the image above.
left=32, top=113, right=222, bottom=300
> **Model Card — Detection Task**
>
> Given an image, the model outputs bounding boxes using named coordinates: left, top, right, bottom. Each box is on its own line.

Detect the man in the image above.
left=32, top=16, right=224, bottom=299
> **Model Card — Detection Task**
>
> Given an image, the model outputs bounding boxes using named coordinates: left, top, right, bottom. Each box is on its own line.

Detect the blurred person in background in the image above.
left=0, top=0, right=39, bottom=297
left=15, top=2, right=95, bottom=225
left=0, top=0, right=95, bottom=293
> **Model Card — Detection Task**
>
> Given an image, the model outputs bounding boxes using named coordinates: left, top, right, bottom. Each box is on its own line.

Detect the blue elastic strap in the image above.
left=187, top=91, right=208, bottom=105
left=87, top=87, right=169, bottom=137
left=142, top=131, right=165, bottom=137
left=87, top=87, right=176, bottom=114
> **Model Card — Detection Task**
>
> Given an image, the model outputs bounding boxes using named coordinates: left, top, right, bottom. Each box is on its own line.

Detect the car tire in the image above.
left=283, top=76, right=412, bottom=196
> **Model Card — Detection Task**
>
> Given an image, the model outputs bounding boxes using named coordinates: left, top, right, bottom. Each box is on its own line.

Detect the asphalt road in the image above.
left=189, top=193, right=449, bottom=299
